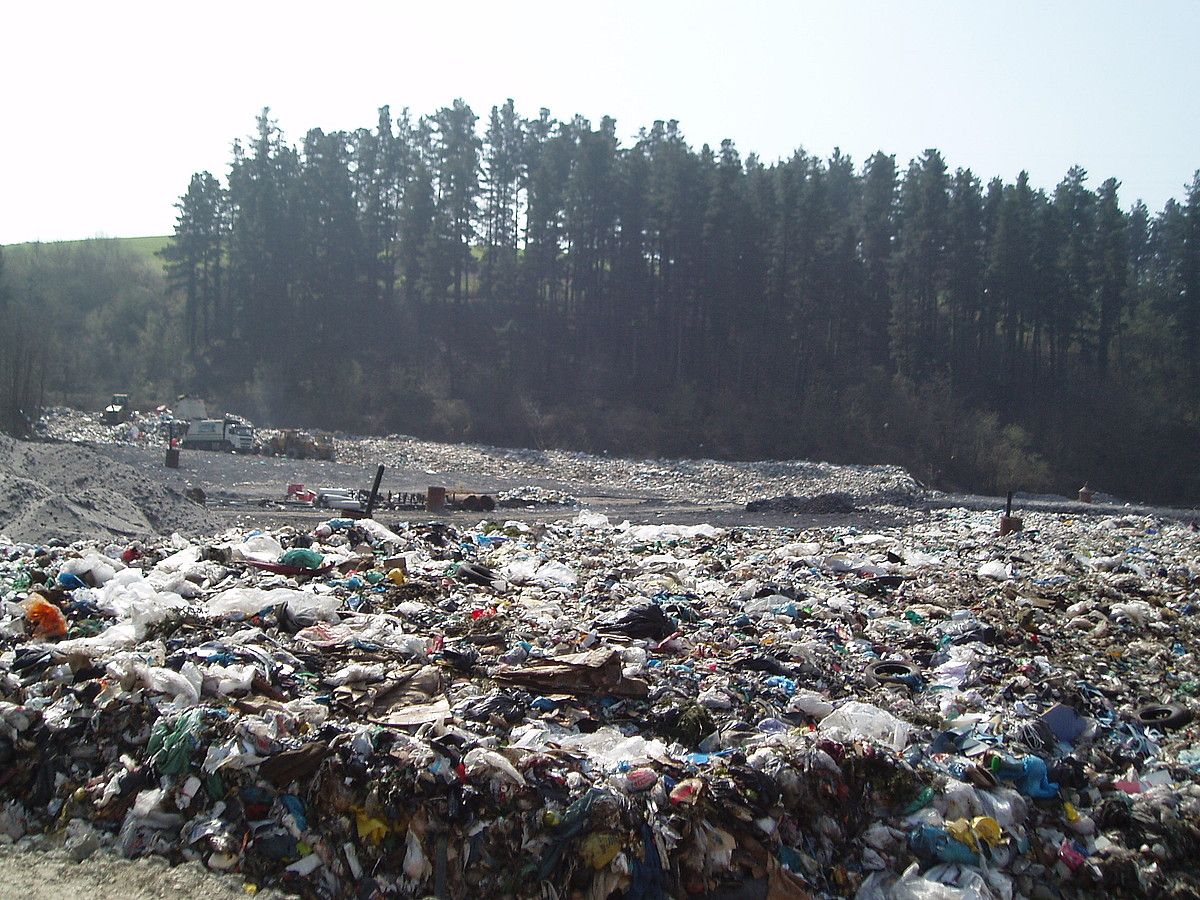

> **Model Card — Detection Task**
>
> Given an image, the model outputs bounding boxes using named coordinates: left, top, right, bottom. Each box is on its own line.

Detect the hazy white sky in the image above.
left=2, top=0, right=1197, bottom=245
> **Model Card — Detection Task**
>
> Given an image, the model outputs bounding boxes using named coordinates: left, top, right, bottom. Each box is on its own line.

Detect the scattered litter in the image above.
left=0, top=453, right=1197, bottom=896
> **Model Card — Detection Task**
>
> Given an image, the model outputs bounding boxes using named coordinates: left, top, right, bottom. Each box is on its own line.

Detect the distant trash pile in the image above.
left=496, top=486, right=579, bottom=508
left=346, top=435, right=924, bottom=508
left=37, top=407, right=927, bottom=512
left=0, top=507, right=1198, bottom=897
left=40, top=406, right=185, bottom=448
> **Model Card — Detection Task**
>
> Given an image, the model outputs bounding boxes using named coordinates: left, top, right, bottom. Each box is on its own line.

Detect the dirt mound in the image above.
left=745, top=491, right=857, bottom=514
left=0, top=844, right=280, bottom=900
left=0, top=436, right=216, bottom=543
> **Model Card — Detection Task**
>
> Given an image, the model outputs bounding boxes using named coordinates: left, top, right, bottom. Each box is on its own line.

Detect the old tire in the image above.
left=1135, top=703, right=1193, bottom=730
left=867, top=660, right=921, bottom=686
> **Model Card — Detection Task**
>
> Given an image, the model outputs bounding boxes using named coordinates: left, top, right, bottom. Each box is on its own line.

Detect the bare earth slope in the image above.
left=0, top=436, right=216, bottom=544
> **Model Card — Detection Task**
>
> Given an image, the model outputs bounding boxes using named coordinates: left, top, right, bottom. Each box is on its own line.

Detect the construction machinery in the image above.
left=266, top=429, right=336, bottom=461
left=101, top=393, right=131, bottom=425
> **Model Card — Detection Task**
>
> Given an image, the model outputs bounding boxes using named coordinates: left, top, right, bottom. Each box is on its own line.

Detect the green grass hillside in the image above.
left=3, top=235, right=171, bottom=271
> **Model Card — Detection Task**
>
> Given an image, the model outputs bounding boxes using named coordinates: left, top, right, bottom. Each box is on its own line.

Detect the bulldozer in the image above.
left=266, top=429, right=336, bottom=461
left=101, top=393, right=130, bottom=425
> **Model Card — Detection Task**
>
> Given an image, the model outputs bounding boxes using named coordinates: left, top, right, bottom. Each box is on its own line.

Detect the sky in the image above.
left=2, top=0, right=1197, bottom=245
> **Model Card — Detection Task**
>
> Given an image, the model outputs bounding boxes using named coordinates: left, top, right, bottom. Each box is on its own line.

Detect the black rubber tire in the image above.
left=867, top=660, right=921, bottom=686
left=454, top=562, right=494, bottom=586
left=1135, top=703, right=1193, bottom=730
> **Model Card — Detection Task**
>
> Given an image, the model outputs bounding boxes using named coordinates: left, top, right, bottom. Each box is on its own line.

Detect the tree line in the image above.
left=4, top=100, right=1198, bottom=503
left=0, top=236, right=182, bottom=434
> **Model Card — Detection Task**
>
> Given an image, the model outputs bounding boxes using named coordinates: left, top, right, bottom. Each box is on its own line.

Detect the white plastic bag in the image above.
left=976, top=560, right=1011, bottom=581
left=231, top=534, right=284, bottom=564
left=819, top=701, right=911, bottom=750
left=60, top=552, right=123, bottom=586
left=207, top=587, right=342, bottom=620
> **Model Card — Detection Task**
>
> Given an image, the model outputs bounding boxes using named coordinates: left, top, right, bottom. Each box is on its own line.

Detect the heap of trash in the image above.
left=342, top=437, right=923, bottom=508
left=0, top=506, right=1197, bottom=898
left=39, top=406, right=178, bottom=448
left=496, top=486, right=580, bottom=509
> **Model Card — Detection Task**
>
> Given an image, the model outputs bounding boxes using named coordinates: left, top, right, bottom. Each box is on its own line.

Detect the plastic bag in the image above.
left=619, top=523, right=720, bottom=544
left=888, top=862, right=992, bottom=899
left=789, top=691, right=834, bottom=721
left=280, top=547, right=325, bottom=569
left=140, top=663, right=201, bottom=705
left=59, top=552, right=121, bottom=586
left=976, top=560, right=1012, bottom=581
left=819, top=701, right=911, bottom=750
left=356, top=518, right=403, bottom=545
left=231, top=534, right=284, bottom=564
left=575, top=510, right=611, bottom=528
left=201, top=663, right=257, bottom=696
left=23, top=595, right=67, bottom=638
left=148, top=709, right=204, bottom=774
left=154, top=545, right=200, bottom=573
left=207, top=587, right=341, bottom=620
left=501, top=556, right=578, bottom=588
left=554, top=726, right=670, bottom=769
left=463, top=747, right=526, bottom=785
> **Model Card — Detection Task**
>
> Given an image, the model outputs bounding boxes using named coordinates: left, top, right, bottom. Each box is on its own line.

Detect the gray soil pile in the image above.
left=745, top=491, right=857, bottom=514
left=0, top=437, right=216, bottom=544
left=0, top=844, right=285, bottom=899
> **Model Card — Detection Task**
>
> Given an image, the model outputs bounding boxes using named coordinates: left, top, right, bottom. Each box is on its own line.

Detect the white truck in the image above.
left=181, top=419, right=255, bottom=452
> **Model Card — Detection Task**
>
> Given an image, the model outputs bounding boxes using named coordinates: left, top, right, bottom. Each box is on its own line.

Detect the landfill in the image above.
left=39, top=406, right=184, bottom=448
left=0, top=496, right=1198, bottom=899
left=40, top=406, right=923, bottom=509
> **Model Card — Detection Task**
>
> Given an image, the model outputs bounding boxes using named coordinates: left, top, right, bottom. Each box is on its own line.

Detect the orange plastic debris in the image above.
left=24, top=595, right=67, bottom=638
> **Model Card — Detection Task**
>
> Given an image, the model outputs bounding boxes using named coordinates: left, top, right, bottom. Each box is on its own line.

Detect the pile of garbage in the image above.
left=345, top=436, right=923, bottom=508
left=38, top=407, right=177, bottom=448
left=0, top=507, right=1197, bottom=898
left=37, top=407, right=924, bottom=509
left=496, top=487, right=580, bottom=509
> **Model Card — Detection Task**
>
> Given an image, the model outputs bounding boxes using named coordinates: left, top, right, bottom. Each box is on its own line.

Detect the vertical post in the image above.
left=999, top=491, right=1022, bottom=536
left=365, top=465, right=385, bottom=518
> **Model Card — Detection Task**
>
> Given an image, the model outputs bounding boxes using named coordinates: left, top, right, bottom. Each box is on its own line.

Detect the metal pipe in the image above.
left=365, top=465, right=385, bottom=518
